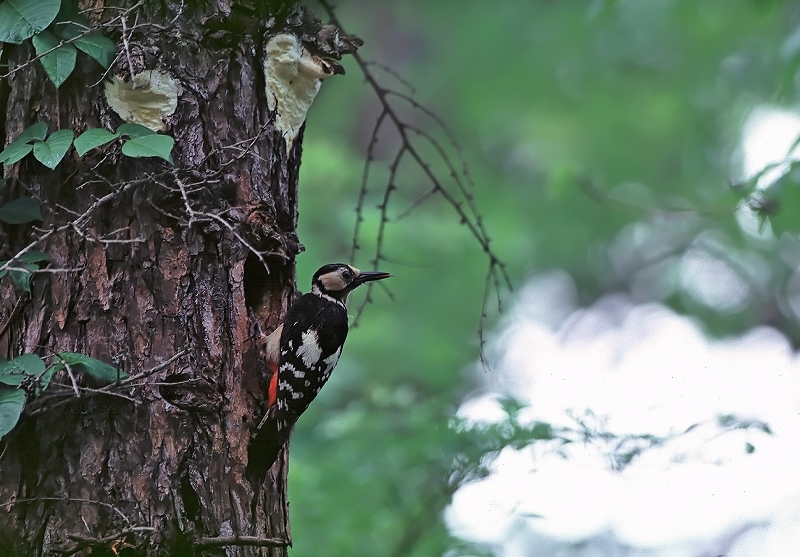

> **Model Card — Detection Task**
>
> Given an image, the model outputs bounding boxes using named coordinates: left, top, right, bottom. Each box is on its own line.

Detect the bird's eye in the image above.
left=341, top=269, right=354, bottom=281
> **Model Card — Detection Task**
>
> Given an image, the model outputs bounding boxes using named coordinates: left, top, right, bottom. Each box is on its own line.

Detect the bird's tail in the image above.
left=247, top=386, right=289, bottom=480
left=247, top=411, right=289, bottom=481
left=248, top=331, right=285, bottom=481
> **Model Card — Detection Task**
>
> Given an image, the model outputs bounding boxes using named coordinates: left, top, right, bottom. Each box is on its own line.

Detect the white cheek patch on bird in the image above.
left=296, top=329, right=323, bottom=368
left=319, top=273, right=348, bottom=292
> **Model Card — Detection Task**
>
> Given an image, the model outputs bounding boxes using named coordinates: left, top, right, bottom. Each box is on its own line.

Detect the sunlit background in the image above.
left=287, top=1, right=800, bottom=555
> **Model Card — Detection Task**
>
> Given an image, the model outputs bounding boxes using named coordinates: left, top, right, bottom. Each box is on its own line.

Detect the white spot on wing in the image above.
left=319, top=347, right=342, bottom=381
left=324, top=347, right=341, bottom=365
left=297, top=329, right=323, bottom=367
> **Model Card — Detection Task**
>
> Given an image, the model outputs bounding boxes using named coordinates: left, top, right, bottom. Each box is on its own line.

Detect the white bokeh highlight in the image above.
left=447, top=272, right=800, bottom=557
left=734, top=105, right=800, bottom=240
left=739, top=106, right=800, bottom=188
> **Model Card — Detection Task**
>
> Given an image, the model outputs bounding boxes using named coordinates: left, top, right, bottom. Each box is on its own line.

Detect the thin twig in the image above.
left=478, top=262, right=497, bottom=371
left=119, top=5, right=137, bottom=80
left=1, top=266, right=84, bottom=275
left=46, top=381, right=137, bottom=403
left=363, top=60, right=416, bottom=93
left=0, top=294, right=26, bottom=340
left=349, top=109, right=388, bottom=262
left=1, top=496, right=134, bottom=525
left=193, top=535, right=290, bottom=549
left=111, top=349, right=188, bottom=387
left=63, top=526, right=155, bottom=555
left=174, top=176, right=274, bottom=273
left=66, top=527, right=155, bottom=545
left=56, top=355, right=82, bottom=399
left=0, top=176, right=146, bottom=277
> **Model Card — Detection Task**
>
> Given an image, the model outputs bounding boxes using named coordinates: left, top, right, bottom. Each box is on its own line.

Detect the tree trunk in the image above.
left=0, top=1, right=348, bottom=555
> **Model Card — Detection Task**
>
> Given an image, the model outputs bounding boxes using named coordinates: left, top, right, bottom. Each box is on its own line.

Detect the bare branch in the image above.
left=112, top=349, right=188, bottom=387
left=193, top=535, right=290, bottom=549
left=1, top=496, right=135, bottom=526
left=55, top=355, right=82, bottom=399
left=0, top=294, right=27, bottom=341
left=319, top=1, right=512, bottom=349
left=174, top=177, right=275, bottom=272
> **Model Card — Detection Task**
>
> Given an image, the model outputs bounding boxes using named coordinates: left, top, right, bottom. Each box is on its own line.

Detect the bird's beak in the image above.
left=353, top=270, right=392, bottom=285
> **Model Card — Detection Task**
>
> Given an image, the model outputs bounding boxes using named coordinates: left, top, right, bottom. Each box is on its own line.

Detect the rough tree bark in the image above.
left=0, top=1, right=355, bottom=555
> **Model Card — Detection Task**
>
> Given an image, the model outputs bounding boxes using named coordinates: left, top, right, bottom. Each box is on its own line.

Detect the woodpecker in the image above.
left=248, top=263, right=391, bottom=476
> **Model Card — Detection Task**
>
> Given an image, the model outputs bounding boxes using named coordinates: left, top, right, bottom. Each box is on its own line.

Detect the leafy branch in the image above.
left=0, top=0, right=117, bottom=87
left=452, top=401, right=774, bottom=483
left=0, top=1, right=174, bottom=254
left=0, top=121, right=174, bottom=172
left=0, top=351, right=129, bottom=441
left=0, top=121, right=175, bottom=260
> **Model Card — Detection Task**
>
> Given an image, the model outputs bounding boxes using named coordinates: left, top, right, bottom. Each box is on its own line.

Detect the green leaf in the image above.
left=75, top=33, right=116, bottom=69
left=52, top=0, right=88, bottom=41
left=55, top=352, right=128, bottom=384
left=0, top=122, right=48, bottom=165
left=53, top=0, right=116, bottom=70
left=74, top=128, right=119, bottom=156
left=33, top=129, right=74, bottom=169
left=0, top=142, right=33, bottom=165
left=117, top=122, right=156, bottom=138
left=16, top=251, right=51, bottom=264
left=0, top=197, right=42, bottom=224
left=0, top=389, right=26, bottom=440
left=0, top=353, right=46, bottom=377
left=0, top=352, right=38, bottom=386
left=0, top=0, right=60, bottom=44
left=10, top=267, right=35, bottom=292
left=122, top=134, right=174, bottom=163
left=16, top=122, right=49, bottom=144
left=32, top=30, right=77, bottom=88
left=1, top=262, right=37, bottom=293
left=39, top=366, right=57, bottom=391
left=1, top=253, right=49, bottom=293
left=0, top=375, right=25, bottom=387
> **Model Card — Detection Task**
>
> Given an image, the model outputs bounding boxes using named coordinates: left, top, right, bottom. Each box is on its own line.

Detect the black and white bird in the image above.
left=248, top=263, right=391, bottom=476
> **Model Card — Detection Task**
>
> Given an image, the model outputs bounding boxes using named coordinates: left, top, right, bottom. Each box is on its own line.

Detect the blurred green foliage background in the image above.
left=287, top=1, right=800, bottom=555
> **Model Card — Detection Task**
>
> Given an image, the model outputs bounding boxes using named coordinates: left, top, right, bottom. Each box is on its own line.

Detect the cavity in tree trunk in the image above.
left=0, top=1, right=354, bottom=554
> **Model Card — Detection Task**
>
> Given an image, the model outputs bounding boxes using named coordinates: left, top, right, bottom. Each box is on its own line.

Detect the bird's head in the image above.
left=311, top=263, right=392, bottom=303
